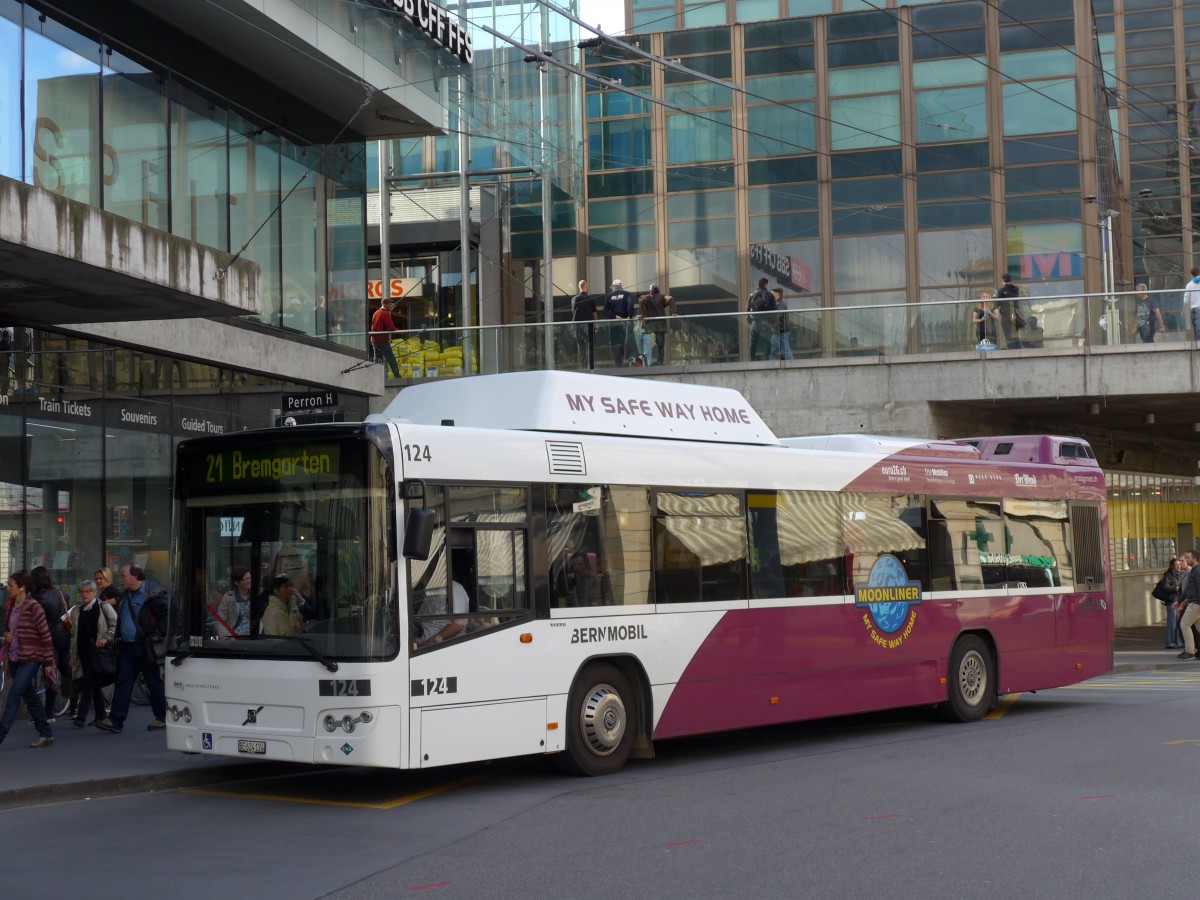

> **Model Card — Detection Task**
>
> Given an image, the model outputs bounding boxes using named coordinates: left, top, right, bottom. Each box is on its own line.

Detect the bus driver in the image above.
left=416, top=579, right=469, bottom=648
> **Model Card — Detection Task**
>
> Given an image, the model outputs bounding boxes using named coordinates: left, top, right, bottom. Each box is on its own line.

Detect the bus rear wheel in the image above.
left=559, top=663, right=635, bottom=776
left=937, top=635, right=994, bottom=723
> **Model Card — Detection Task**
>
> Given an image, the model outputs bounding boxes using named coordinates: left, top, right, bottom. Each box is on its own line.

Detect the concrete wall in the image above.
left=649, top=350, right=1200, bottom=477
left=0, top=177, right=260, bottom=324
left=1114, top=571, right=1164, bottom=629
left=70, top=319, right=383, bottom=398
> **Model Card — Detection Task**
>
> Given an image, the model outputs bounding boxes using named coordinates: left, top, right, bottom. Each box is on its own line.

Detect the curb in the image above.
left=0, top=760, right=306, bottom=812
left=1112, top=662, right=1187, bottom=674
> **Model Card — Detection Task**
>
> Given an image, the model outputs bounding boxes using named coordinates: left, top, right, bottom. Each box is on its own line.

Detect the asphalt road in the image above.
left=16, top=671, right=1200, bottom=899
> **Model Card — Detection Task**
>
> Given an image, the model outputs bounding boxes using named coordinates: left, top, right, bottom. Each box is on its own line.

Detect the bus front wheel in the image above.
left=937, top=635, right=994, bottom=723
left=559, top=663, right=635, bottom=776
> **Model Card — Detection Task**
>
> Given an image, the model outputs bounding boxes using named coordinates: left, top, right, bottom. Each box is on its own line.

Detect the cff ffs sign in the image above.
left=386, top=0, right=473, bottom=64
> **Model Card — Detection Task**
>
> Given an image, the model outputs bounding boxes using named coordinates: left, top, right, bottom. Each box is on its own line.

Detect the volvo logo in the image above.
left=242, top=706, right=264, bottom=726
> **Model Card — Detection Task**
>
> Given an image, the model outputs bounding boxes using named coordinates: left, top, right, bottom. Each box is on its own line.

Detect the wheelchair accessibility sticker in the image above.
left=202, top=732, right=213, bottom=750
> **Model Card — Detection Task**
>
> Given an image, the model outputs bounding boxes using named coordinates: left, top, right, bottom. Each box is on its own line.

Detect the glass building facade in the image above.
left=376, top=1, right=1198, bottom=359
left=375, top=1, right=586, bottom=331
left=0, top=332, right=369, bottom=590
left=364, top=0, right=1200, bottom=359
left=1, top=0, right=451, bottom=589
left=0, top=0, right=369, bottom=344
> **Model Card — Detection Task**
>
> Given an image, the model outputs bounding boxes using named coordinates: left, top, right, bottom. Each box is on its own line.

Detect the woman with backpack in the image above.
left=30, top=566, right=70, bottom=718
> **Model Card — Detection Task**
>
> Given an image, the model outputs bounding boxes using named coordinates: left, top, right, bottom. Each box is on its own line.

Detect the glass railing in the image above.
left=358, top=289, right=1189, bottom=385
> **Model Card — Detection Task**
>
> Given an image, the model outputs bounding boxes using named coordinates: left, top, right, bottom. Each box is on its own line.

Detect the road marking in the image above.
left=1065, top=681, right=1200, bottom=696
left=409, top=882, right=453, bottom=892
left=1080, top=795, right=1116, bottom=800
left=865, top=814, right=902, bottom=821
left=183, top=773, right=485, bottom=809
left=985, top=693, right=1021, bottom=719
left=1164, top=739, right=1200, bottom=746
left=663, top=840, right=702, bottom=848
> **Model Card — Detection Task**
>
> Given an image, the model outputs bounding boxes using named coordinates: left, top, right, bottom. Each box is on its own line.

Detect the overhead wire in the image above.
left=546, top=0, right=1136, bottom=247
left=183, top=0, right=1159, bottom=299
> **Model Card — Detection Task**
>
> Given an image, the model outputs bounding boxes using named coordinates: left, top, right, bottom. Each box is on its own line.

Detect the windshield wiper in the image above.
left=169, top=647, right=194, bottom=667
left=278, top=635, right=339, bottom=672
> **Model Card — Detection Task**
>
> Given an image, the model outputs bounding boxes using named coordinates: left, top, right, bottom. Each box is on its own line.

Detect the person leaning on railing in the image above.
left=369, top=297, right=401, bottom=378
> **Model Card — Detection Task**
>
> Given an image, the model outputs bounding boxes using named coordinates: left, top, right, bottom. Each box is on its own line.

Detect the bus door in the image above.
left=1056, top=502, right=1109, bottom=649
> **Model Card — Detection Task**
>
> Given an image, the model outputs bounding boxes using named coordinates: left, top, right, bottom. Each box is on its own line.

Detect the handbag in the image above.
left=1151, top=577, right=1173, bottom=603
left=91, top=641, right=118, bottom=680
left=1013, top=310, right=1026, bottom=329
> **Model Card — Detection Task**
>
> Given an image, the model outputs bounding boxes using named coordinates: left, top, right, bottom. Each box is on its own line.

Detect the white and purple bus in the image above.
left=165, top=372, right=1111, bottom=774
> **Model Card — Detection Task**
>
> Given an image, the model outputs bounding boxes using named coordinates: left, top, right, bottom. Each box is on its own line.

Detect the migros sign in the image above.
left=385, top=0, right=474, bottom=64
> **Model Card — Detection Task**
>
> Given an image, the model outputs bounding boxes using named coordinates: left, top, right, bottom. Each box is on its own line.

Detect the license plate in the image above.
left=237, top=739, right=266, bottom=755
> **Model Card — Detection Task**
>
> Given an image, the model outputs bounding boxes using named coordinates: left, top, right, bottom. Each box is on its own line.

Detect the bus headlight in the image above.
left=167, top=704, right=192, bottom=723
left=323, top=711, right=373, bottom=734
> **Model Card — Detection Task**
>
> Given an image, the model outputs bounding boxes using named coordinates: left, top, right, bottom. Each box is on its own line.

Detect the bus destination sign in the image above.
left=198, top=444, right=341, bottom=489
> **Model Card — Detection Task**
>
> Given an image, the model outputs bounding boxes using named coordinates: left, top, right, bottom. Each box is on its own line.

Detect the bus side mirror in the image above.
left=403, top=508, right=436, bottom=560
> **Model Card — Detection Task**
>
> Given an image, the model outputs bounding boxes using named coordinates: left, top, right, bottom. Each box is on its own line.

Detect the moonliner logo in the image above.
left=855, top=555, right=921, bottom=650
left=1014, top=473, right=1038, bottom=487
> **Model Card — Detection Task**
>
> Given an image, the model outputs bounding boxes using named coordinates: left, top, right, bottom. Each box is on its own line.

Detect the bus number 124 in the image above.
left=403, top=443, right=432, bottom=462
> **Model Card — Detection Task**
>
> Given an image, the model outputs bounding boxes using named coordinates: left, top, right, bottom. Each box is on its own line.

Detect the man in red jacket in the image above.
left=370, top=297, right=401, bottom=378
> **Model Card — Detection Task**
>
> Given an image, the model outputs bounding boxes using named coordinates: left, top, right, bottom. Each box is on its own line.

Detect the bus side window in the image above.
left=653, top=492, right=747, bottom=604
left=1004, top=500, right=1071, bottom=588
left=842, top=494, right=929, bottom=593
left=928, top=499, right=1003, bottom=591
left=547, top=484, right=648, bottom=608
left=764, top=491, right=846, bottom=598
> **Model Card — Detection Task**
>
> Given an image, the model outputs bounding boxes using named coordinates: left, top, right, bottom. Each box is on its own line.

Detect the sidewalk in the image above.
left=0, top=703, right=298, bottom=811
left=1112, top=625, right=1194, bottom=673
left=0, top=629, right=1188, bottom=810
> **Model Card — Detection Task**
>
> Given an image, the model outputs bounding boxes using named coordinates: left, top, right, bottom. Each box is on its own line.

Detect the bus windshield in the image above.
left=175, top=430, right=398, bottom=662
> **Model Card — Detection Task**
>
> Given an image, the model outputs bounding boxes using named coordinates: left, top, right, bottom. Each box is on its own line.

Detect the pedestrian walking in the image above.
left=769, top=287, right=794, bottom=361
left=1153, top=557, right=1185, bottom=649
left=996, top=273, right=1023, bottom=349
left=1173, top=549, right=1200, bottom=660
left=95, top=564, right=168, bottom=733
left=1135, top=284, right=1165, bottom=344
left=747, top=277, right=775, bottom=361
left=0, top=571, right=57, bottom=748
left=571, top=280, right=598, bottom=369
left=602, top=279, right=635, bottom=367
left=369, top=297, right=401, bottom=378
left=1183, top=267, right=1200, bottom=341
left=30, top=566, right=69, bottom=720
left=69, top=579, right=116, bottom=727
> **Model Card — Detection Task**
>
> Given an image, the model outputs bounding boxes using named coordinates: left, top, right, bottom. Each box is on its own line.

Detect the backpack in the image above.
left=137, top=590, right=168, bottom=639
left=37, top=589, right=70, bottom=651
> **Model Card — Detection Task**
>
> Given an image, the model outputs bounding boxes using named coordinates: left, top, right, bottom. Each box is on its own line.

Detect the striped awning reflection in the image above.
left=776, top=491, right=925, bottom=566
left=658, top=492, right=746, bottom=567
